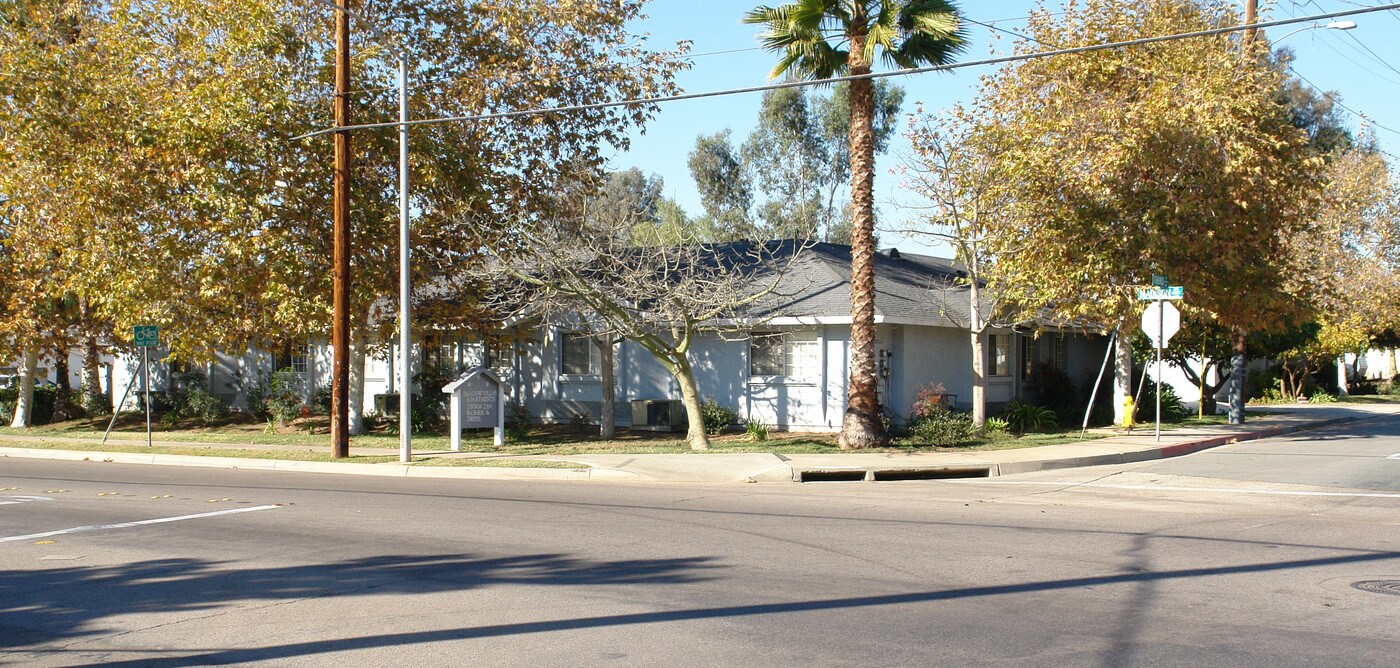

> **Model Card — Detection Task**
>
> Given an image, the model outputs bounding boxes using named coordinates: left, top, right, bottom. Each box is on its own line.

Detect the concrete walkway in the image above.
left=2, top=403, right=1397, bottom=483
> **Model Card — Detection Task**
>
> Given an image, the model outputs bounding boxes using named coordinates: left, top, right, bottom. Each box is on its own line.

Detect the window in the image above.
left=291, top=343, right=310, bottom=374
left=989, top=334, right=1011, bottom=377
left=560, top=333, right=596, bottom=376
left=750, top=332, right=819, bottom=380
left=489, top=340, right=515, bottom=373
left=1021, top=336, right=1037, bottom=381
left=1053, top=334, right=1068, bottom=370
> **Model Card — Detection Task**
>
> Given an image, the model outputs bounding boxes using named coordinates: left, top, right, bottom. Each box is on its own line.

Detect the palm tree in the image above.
left=744, top=1, right=965, bottom=448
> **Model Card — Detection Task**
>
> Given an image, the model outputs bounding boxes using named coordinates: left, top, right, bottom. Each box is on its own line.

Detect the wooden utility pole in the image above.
left=331, top=0, right=352, bottom=458
left=1243, top=0, right=1258, bottom=48
left=1227, top=0, right=1259, bottom=426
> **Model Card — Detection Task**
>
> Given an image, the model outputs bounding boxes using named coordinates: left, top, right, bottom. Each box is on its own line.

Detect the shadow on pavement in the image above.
left=1, top=552, right=719, bottom=652
left=19, top=549, right=1400, bottom=667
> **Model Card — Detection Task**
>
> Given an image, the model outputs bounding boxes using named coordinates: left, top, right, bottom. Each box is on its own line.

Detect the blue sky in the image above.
left=609, top=0, right=1400, bottom=256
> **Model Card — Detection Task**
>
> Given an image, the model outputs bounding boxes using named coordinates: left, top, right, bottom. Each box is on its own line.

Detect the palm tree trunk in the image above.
left=838, top=24, right=886, bottom=450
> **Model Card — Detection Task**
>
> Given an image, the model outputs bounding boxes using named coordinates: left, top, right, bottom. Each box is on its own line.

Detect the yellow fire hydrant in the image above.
left=1121, top=396, right=1136, bottom=431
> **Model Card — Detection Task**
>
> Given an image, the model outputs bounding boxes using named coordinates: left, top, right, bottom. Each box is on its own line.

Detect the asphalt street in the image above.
left=2, top=424, right=1399, bottom=667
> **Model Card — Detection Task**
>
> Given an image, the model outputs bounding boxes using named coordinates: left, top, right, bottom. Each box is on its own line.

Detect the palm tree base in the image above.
left=838, top=410, right=887, bottom=449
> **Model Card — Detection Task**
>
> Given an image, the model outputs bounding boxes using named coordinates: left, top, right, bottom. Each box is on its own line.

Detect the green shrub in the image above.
left=1309, top=388, right=1338, bottom=404
left=744, top=418, right=770, bottom=442
left=983, top=416, right=1010, bottom=436
left=1, top=385, right=57, bottom=425
left=1003, top=401, right=1059, bottom=433
left=181, top=386, right=224, bottom=422
left=905, top=411, right=976, bottom=447
left=80, top=382, right=110, bottom=416
left=310, top=384, right=333, bottom=416
left=699, top=396, right=737, bottom=435
left=239, top=368, right=302, bottom=426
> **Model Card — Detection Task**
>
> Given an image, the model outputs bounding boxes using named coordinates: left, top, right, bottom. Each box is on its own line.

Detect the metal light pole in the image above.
left=398, top=56, right=412, bottom=463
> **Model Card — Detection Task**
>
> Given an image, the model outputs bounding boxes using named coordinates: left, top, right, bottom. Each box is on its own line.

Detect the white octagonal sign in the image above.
left=1141, top=300, right=1181, bottom=348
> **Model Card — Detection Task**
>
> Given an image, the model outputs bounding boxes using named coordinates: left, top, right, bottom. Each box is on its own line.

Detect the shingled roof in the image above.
left=727, top=240, right=981, bottom=328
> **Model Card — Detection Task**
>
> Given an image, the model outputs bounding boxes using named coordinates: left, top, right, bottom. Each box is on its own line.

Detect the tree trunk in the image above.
left=1336, top=356, right=1349, bottom=396
left=1112, top=332, right=1133, bottom=425
left=348, top=325, right=367, bottom=436
left=837, top=25, right=886, bottom=450
left=9, top=348, right=39, bottom=428
left=672, top=353, right=709, bottom=451
left=82, top=334, right=103, bottom=411
left=598, top=335, right=616, bottom=440
left=1386, top=348, right=1397, bottom=380
left=1229, top=328, right=1247, bottom=424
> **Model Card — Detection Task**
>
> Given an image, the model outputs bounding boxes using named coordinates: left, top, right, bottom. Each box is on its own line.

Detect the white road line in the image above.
left=0, top=496, right=54, bottom=506
left=1388, top=453, right=1400, bottom=460
left=0, top=504, right=283, bottom=543
left=958, top=480, right=1400, bottom=499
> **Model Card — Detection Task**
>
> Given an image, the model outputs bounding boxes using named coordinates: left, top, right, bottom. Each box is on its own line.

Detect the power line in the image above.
left=1341, top=31, right=1400, bottom=77
left=293, top=2, right=1400, bottom=141
left=1310, top=33, right=1400, bottom=86
left=1287, top=64, right=1400, bottom=140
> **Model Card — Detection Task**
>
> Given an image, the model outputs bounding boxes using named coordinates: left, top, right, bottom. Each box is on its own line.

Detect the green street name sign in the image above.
left=1150, top=274, right=1169, bottom=288
left=1137, top=286, right=1184, bottom=300
left=133, top=325, right=160, bottom=348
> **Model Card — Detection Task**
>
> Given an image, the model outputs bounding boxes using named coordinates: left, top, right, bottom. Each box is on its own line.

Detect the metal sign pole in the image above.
left=143, top=346, right=152, bottom=448
left=1156, top=300, right=1163, bottom=442
left=101, top=356, right=142, bottom=446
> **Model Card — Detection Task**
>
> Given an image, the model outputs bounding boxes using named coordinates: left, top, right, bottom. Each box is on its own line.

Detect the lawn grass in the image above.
left=1, top=411, right=1116, bottom=456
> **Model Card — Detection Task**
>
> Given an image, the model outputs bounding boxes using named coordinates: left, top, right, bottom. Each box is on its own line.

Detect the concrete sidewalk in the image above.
left=2, top=403, right=1396, bottom=483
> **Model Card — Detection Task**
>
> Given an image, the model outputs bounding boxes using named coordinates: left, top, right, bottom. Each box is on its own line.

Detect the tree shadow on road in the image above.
left=11, top=548, right=1399, bottom=667
left=0, top=551, right=719, bottom=651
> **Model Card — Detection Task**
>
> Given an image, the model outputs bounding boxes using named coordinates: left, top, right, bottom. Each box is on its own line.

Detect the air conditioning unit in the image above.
left=631, top=399, right=685, bottom=432
left=374, top=393, right=416, bottom=416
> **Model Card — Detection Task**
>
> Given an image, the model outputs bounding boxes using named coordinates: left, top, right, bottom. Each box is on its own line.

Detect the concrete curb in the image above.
left=992, top=415, right=1362, bottom=476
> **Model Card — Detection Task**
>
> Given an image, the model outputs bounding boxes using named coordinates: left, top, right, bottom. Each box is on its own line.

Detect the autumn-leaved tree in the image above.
left=745, top=0, right=964, bottom=449
left=969, top=0, right=1322, bottom=424
left=2, top=0, right=686, bottom=436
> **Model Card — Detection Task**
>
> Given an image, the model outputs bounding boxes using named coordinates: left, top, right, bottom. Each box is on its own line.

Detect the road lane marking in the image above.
left=0, top=496, right=54, bottom=506
left=1388, top=453, right=1400, bottom=460
left=959, top=480, right=1400, bottom=499
left=0, top=504, right=282, bottom=543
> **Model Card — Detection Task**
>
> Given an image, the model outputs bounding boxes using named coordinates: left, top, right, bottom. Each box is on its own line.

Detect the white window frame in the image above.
left=290, top=343, right=310, bottom=374
left=749, top=331, right=820, bottom=383
left=989, top=334, right=1011, bottom=378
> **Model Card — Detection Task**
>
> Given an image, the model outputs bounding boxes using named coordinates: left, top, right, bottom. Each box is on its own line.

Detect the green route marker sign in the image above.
left=133, top=325, right=160, bottom=348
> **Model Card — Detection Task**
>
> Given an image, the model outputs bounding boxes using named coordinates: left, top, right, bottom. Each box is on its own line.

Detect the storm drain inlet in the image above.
left=796, top=467, right=992, bottom=482
left=871, top=467, right=991, bottom=481
left=797, top=469, right=869, bottom=482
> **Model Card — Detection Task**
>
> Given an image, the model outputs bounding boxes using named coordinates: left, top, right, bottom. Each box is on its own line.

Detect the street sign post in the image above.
left=1140, top=301, right=1181, bottom=443
left=133, top=325, right=159, bottom=448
